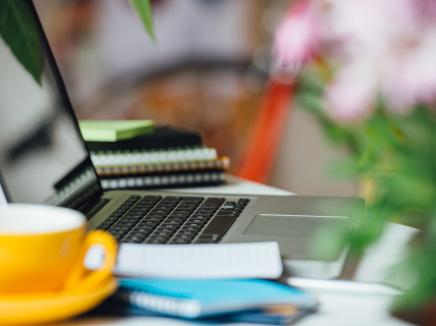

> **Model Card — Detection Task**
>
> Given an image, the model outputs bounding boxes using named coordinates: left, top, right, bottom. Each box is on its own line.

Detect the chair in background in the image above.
left=236, top=80, right=294, bottom=183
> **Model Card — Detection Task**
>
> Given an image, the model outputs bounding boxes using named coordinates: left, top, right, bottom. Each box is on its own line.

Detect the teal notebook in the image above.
left=117, top=278, right=318, bottom=319
left=79, top=120, right=154, bottom=142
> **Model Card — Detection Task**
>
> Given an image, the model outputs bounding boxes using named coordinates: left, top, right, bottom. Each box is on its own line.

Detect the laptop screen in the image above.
left=0, top=1, right=102, bottom=209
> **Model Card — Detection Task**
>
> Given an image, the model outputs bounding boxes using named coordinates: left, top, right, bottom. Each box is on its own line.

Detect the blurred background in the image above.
left=32, top=0, right=357, bottom=196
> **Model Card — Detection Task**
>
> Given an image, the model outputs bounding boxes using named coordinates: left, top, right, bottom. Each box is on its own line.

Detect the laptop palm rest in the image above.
left=243, top=214, right=350, bottom=278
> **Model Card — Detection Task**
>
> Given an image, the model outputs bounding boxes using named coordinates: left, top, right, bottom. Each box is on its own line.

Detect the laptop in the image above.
left=0, top=0, right=362, bottom=278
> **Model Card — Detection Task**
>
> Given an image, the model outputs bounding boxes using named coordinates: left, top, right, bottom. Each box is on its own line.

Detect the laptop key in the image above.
left=169, top=236, right=194, bottom=244
left=194, top=235, right=221, bottom=244
left=97, top=221, right=112, bottom=230
left=124, top=235, right=144, bottom=244
left=158, top=226, right=178, bottom=233
left=141, top=195, right=162, bottom=202
left=238, top=198, right=250, bottom=207
left=216, top=209, right=237, bottom=216
left=202, top=215, right=237, bottom=236
left=147, top=236, right=169, bottom=243
left=180, top=196, right=204, bottom=201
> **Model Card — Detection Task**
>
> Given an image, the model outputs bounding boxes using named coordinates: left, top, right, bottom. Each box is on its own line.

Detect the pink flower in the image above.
left=381, top=30, right=436, bottom=113
left=272, top=0, right=436, bottom=121
left=326, top=57, right=377, bottom=122
left=324, top=0, right=436, bottom=120
left=272, top=0, right=320, bottom=78
left=411, top=0, right=436, bottom=26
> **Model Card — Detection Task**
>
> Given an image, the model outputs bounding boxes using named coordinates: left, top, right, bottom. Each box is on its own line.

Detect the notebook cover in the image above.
left=92, top=300, right=313, bottom=325
left=117, top=279, right=318, bottom=318
left=79, top=120, right=154, bottom=142
left=214, top=304, right=316, bottom=324
left=85, top=126, right=202, bottom=151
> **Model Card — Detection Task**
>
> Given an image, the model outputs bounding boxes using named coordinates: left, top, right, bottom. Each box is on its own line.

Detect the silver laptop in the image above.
left=0, top=1, right=362, bottom=278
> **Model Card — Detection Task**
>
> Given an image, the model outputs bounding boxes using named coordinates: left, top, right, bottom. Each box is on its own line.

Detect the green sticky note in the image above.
left=79, top=120, right=154, bottom=142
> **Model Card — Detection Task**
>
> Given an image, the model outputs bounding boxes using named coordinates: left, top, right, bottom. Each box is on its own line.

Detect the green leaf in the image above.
left=297, top=67, right=325, bottom=96
left=0, top=0, right=44, bottom=84
left=130, top=0, right=155, bottom=41
left=310, top=222, right=351, bottom=260
left=295, top=93, right=356, bottom=146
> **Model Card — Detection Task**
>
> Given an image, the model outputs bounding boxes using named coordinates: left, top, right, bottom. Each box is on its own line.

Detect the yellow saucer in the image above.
left=0, top=278, right=117, bottom=325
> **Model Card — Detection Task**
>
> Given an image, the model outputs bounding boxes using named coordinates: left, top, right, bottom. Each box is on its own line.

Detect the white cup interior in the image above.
left=0, top=204, right=85, bottom=235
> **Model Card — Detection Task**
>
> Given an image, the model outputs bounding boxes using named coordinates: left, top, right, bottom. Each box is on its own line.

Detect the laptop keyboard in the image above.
left=96, top=195, right=250, bottom=244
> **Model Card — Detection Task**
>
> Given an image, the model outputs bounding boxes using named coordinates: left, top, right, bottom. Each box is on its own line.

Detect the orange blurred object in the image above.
left=237, top=80, right=294, bottom=183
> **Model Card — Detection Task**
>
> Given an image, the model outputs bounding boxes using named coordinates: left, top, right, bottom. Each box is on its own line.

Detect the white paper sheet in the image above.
left=114, top=242, right=283, bottom=279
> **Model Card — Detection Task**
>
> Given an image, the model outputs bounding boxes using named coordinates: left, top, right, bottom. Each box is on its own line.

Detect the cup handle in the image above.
left=64, top=230, right=117, bottom=293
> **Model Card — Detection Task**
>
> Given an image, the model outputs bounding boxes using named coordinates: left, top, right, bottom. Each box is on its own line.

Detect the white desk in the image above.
left=62, top=177, right=416, bottom=326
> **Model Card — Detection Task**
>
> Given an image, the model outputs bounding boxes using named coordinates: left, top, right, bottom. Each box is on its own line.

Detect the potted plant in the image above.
left=273, top=0, right=436, bottom=323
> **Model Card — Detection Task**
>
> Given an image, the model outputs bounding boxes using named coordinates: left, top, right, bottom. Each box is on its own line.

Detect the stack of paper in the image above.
left=115, top=242, right=283, bottom=279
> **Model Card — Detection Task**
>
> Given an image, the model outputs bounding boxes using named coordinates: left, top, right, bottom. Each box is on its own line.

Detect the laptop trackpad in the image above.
left=244, top=214, right=347, bottom=237
left=243, top=214, right=349, bottom=277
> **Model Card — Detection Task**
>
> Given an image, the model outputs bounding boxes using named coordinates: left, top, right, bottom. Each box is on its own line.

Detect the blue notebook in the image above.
left=105, top=303, right=313, bottom=325
left=117, top=278, right=318, bottom=319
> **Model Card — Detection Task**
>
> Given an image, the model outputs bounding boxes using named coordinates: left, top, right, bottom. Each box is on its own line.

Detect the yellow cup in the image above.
left=0, top=204, right=117, bottom=294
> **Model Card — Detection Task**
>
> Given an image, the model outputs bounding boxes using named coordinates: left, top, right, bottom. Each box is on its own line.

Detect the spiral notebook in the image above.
left=90, top=147, right=217, bottom=167
left=99, top=170, right=225, bottom=190
left=116, top=278, right=318, bottom=319
left=91, top=147, right=227, bottom=190
left=95, top=156, right=230, bottom=176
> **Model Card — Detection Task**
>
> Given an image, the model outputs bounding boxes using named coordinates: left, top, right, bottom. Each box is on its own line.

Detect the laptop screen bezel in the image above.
left=0, top=172, right=11, bottom=204
left=0, top=0, right=104, bottom=206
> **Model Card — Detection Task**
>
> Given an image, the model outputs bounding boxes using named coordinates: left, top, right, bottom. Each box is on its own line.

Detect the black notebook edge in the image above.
left=86, top=126, right=202, bottom=152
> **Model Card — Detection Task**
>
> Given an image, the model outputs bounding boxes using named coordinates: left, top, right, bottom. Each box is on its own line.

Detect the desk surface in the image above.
left=62, top=177, right=415, bottom=326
